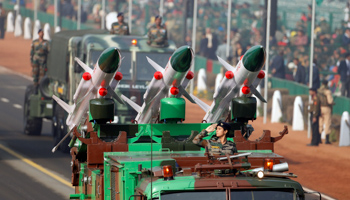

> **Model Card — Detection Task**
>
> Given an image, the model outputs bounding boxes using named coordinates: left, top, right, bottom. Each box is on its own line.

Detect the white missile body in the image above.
left=52, top=47, right=124, bottom=131
left=191, top=45, right=266, bottom=123
left=122, top=46, right=195, bottom=124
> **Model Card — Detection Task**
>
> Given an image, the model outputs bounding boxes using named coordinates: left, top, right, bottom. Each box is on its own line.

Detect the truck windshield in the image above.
left=230, top=189, right=295, bottom=200
left=158, top=190, right=226, bottom=200
left=136, top=52, right=172, bottom=81
left=156, top=189, right=296, bottom=200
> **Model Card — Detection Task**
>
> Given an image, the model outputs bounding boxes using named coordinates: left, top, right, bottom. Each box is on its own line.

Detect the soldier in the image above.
left=30, top=29, right=50, bottom=93
left=147, top=15, right=168, bottom=47
left=110, top=12, right=129, bottom=35
left=318, top=80, right=334, bottom=144
left=193, top=121, right=237, bottom=155
left=307, top=88, right=321, bottom=146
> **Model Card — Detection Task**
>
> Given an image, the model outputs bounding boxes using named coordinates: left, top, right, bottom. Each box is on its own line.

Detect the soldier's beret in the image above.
left=117, top=12, right=124, bottom=17
left=216, top=121, right=231, bottom=131
left=38, top=29, right=43, bottom=34
left=155, top=15, right=162, bottom=20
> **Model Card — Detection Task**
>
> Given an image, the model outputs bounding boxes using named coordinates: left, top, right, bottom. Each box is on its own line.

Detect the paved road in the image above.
left=0, top=67, right=73, bottom=199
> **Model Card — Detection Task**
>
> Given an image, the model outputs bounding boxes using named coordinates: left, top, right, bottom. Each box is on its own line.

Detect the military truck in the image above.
left=57, top=43, right=323, bottom=199
left=23, top=30, right=177, bottom=152
left=67, top=94, right=322, bottom=200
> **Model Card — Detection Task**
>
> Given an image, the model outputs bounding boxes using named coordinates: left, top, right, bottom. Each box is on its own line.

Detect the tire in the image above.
left=23, top=85, right=42, bottom=135
left=52, top=102, right=71, bottom=153
left=39, top=76, right=52, bottom=99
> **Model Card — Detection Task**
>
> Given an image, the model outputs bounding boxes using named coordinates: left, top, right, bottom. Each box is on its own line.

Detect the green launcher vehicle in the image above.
left=55, top=45, right=321, bottom=199
left=23, top=30, right=176, bottom=152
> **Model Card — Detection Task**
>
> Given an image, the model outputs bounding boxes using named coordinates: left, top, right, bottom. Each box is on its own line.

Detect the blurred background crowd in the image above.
left=2, top=0, right=350, bottom=97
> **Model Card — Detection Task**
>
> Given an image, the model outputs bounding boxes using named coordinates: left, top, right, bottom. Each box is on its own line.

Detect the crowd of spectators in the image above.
left=13, top=0, right=350, bottom=97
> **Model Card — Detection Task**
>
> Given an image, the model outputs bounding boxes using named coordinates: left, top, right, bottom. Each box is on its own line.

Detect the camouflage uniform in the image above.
left=147, top=24, right=168, bottom=47
left=193, top=130, right=237, bottom=155
left=30, top=39, right=50, bottom=86
left=309, top=94, right=321, bottom=145
left=110, top=22, right=129, bottom=35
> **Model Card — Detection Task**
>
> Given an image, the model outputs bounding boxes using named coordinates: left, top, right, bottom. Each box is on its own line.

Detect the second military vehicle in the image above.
left=23, top=30, right=177, bottom=152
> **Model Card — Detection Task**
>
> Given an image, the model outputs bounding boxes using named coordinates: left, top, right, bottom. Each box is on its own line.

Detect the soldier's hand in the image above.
left=205, top=123, right=217, bottom=133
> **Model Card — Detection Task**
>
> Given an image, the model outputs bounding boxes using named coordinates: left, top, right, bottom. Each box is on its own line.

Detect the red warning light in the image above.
left=264, top=158, right=274, bottom=172
left=163, top=165, right=174, bottom=180
left=257, top=70, right=265, bottom=79
left=99, top=88, right=108, bottom=96
left=131, top=39, right=137, bottom=46
left=186, top=71, right=194, bottom=80
left=82, top=72, right=91, bottom=80
left=242, top=86, right=250, bottom=95
left=170, top=87, right=179, bottom=95
left=114, top=72, right=123, bottom=80
left=154, top=71, right=163, bottom=80
left=225, top=71, right=234, bottom=79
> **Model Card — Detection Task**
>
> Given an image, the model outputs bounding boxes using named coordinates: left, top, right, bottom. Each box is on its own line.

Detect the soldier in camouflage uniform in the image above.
left=147, top=15, right=168, bottom=47
left=110, top=12, right=129, bottom=35
left=193, top=121, right=237, bottom=155
left=30, top=29, right=50, bottom=92
left=307, top=88, right=321, bottom=146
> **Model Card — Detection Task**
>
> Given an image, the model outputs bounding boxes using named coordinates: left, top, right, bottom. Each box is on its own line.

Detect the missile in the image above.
left=122, top=45, right=195, bottom=124
left=191, top=45, right=266, bottom=123
left=52, top=47, right=124, bottom=152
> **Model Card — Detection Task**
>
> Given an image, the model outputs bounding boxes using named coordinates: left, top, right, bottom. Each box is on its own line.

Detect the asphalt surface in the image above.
left=0, top=67, right=73, bottom=199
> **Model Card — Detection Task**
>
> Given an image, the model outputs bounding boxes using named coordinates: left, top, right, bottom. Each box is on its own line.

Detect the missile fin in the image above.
left=249, top=85, right=267, bottom=103
left=52, top=125, right=76, bottom=153
left=121, top=95, right=142, bottom=113
left=190, top=94, right=210, bottom=112
left=74, top=57, right=93, bottom=73
left=107, top=86, right=125, bottom=105
left=52, top=95, right=74, bottom=113
left=146, top=56, right=164, bottom=72
left=178, top=85, right=196, bottom=103
left=217, top=56, right=235, bottom=72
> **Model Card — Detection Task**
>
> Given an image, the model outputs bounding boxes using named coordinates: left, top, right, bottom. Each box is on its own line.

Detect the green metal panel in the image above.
left=212, top=61, right=222, bottom=74
left=194, top=56, right=206, bottom=72
left=270, top=77, right=309, bottom=96
left=29, top=95, right=53, bottom=118
left=160, top=98, right=185, bottom=121
left=333, top=96, right=350, bottom=116
left=104, top=151, right=177, bottom=200
left=143, top=176, right=196, bottom=199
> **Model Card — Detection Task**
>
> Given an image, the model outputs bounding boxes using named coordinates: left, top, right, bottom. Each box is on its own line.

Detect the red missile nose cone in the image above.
left=99, top=88, right=108, bottom=96
left=186, top=71, right=194, bottom=80
left=257, top=70, right=265, bottom=79
left=225, top=71, right=234, bottom=79
left=154, top=71, right=163, bottom=80
left=82, top=72, right=91, bottom=80
left=242, top=86, right=250, bottom=95
left=170, top=87, right=179, bottom=95
left=114, top=72, right=123, bottom=80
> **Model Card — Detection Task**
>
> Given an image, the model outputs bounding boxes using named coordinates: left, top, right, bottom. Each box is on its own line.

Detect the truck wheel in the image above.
left=23, top=85, right=42, bottom=135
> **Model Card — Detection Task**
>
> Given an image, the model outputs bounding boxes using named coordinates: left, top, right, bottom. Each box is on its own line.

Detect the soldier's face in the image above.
left=216, top=126, right=227, bottom=138
left=118, top=16, right=124, bottom=22
left=155, top=18, right=162, bottom=25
